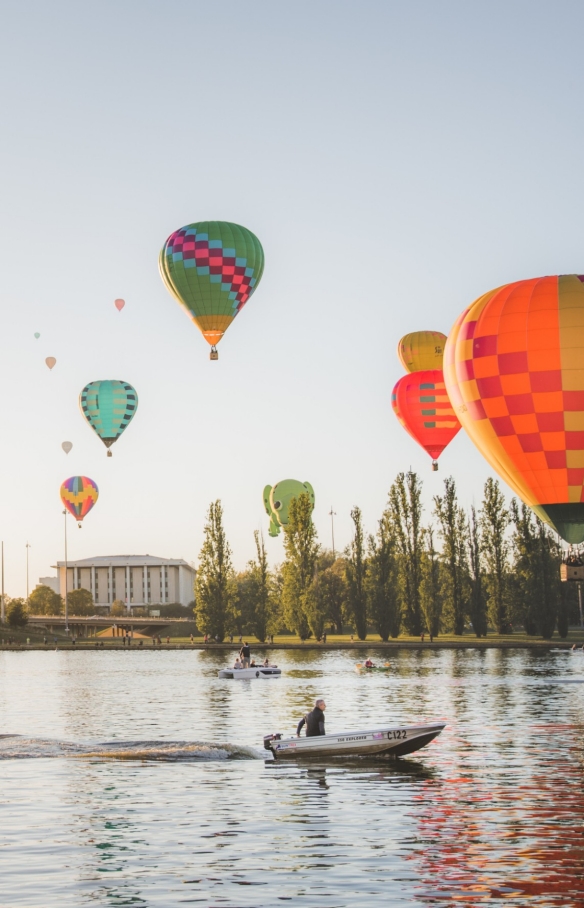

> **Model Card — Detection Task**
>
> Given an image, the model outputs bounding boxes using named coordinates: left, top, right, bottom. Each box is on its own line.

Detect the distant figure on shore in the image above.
left=240, top=641, right=251, bottom=667
left=229, top=634, right=233, bottom=644
left=297, top=698, right=326, bottom=737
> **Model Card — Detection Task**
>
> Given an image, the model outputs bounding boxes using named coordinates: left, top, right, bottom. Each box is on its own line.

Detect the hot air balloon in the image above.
left=79, top=380, right=138, bottom=456
left=444, top=274, right=584, bottom=544
left=45, top=357, right=56, bottom=370
left=60, top=476, right=98, bottom=527
left=115, top=298, right=125, bottom=312
left=398, top=331, right=447, bottom=373
left=62, top=441, right=73, bottom=455
left=392, top=370, right=461, bottom=470
left=159, top=221, right=265, bottom=360
left=34, top=332, right=40, bottom=339
left=263, top=480, right=315, bottom=536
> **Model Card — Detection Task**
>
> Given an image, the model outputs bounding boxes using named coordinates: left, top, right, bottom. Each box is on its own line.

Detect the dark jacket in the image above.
left=296, top=706, right=326, bottom=737
left=240, top=645, right=251, bottom=659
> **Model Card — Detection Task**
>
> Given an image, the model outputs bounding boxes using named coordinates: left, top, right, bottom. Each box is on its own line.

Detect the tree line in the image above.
left=194, top=474, right=576, bottom=642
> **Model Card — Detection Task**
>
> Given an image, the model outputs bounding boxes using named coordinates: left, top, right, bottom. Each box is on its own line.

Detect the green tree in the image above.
left=367, top=507, right=401, bottom=640
left=510, top=499, right=561, bottom=639
left=7, top=598, right=28, bottom=627
left=29, top=584, right=62, bottom=616
left=420, top=526, right=442, bottom=636
left=320, top=557, right=348, bottom=633
left=345, top=506, right=368, bottom=639
left=110, top=600, right=126, bottom=616
left=244, top=530, right=276, bottom=642
left=194, top=500, right=236, bottom=641
left=389, top=471, right=424, bottom=635
left=434, top=476, right=469, bottom=635
left=68, top=588, right=95, bottom=616
left=468, top=506, right=488, bottom=637
left=480, top=478, right=511, bottom=633
left=281, top=493, right=320, bottom=639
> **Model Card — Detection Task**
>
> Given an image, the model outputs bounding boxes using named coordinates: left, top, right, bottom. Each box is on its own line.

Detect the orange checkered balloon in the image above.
left=444, top=275, right=584, bottom=543
left=392, top=370, right=461, bottom=469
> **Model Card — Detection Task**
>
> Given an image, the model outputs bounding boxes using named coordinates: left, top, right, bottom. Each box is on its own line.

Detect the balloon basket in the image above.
left=210, top=346, right=219, bottom=361
left=432, top=461, right=438, bottom=471
left=107, top=450, right=112, bottom=458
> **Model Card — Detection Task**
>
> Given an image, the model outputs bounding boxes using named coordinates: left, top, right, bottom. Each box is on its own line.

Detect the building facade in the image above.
left=52, top=555, right=196, bottom=611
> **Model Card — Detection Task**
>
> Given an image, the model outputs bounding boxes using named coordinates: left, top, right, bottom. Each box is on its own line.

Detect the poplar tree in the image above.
left=367, top=508, right=401, bottom=640
left=194, top=500, right=236, bottom=641
left=389, top=471, right=424, bottom=636
left=510, top=499, right=561, bottom=639
left=434, top=476, right=469, bottom=635
left=243, top=530, right=275, bottom=642
left=281, top=493, right=320, bottom=640
left=480, top=478, right=510, bottom=633
left=345, top=506, right=368, bottom=639
left=468, top=506, right=488, bottom=637
left=420, top=526, right=442, bottom=636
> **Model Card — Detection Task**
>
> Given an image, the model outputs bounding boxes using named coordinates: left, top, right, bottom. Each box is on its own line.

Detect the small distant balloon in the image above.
left=62, top=441, right=73, bottom=455
left=34, top=332, right=40, bottom=339
left=45, top=357, right=56, bottom=370
left=60, top=475, right=99, bottom=527
left=114, top=299, right=125, bottom=312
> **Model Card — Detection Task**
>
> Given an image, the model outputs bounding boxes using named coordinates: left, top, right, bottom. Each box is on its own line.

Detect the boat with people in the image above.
left=355, top=661, right=391, bottom=673
left=218, top=663, right=281, bottom=679
left=263, top=721, right=445, bottom=759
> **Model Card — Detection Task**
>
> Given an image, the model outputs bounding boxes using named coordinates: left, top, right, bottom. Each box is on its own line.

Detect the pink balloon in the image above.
left=45, top=357, right=56, bottom=370
left=115, top=298, right=125, bottom=312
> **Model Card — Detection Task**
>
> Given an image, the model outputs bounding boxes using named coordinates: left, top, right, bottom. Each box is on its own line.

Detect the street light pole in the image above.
left=1, top=541, right=5, bottom=624
left=329, top=507, right=337, bottom=557
left=25, top=542, right=31, bottom=604
left=63, top=510, right=69, bottom=632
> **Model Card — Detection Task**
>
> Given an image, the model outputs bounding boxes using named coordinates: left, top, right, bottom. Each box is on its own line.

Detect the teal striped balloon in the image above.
left=79, top=380, right=138, bottom=455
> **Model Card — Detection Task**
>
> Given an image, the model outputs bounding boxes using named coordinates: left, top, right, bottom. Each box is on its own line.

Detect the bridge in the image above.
left=27, top=615, right=178, bottom=637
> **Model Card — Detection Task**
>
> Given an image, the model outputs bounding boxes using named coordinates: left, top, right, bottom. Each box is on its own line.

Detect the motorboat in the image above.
left=264, top=721, right=445, bottom=759
left=355, top=662, right=391, bottom=673
left=218, top=665, right=281, bottom=679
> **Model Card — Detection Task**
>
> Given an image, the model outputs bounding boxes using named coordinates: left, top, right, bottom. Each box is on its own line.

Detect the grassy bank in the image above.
left=2, top=627, right=584, bottom=650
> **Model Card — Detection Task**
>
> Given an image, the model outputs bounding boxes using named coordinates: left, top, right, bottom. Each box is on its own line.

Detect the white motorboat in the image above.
left=263, top=721, right=445, bottom=759
left=218, top=665, right=282, bottom=679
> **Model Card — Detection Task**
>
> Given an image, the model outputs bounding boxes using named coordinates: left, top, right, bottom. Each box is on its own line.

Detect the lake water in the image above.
left=1, top=646, right=583, bottom=907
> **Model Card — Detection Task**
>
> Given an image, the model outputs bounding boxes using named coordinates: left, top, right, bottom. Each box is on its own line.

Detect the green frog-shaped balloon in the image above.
left=263, top=479, right=315, bottom=537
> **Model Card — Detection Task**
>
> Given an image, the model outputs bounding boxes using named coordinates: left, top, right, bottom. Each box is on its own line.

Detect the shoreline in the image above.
left=0, top=640, right=579, bottom=652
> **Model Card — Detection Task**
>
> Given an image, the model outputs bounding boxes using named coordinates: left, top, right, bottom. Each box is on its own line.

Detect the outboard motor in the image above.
left=263, top=733, right=282, bottom=750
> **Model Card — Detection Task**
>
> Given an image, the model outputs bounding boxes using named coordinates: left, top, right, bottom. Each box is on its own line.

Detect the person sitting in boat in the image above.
left=296, top=698, right=326, bottom=737
left=364, top=658, right=375, bottom=668
left=233, top=658, right=242, bottom=669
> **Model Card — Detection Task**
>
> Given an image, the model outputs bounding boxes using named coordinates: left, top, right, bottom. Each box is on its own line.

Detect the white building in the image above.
left=52, top=555, right=196, bottom=610
left=38, top=576, right=60, bottom=594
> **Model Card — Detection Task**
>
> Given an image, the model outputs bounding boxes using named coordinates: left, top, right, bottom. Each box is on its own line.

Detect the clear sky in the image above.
left=1, top=1, right=584, bottom=596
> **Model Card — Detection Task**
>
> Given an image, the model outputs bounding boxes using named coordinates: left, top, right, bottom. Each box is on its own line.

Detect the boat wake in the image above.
left=0, top=735, right=264, bottom=762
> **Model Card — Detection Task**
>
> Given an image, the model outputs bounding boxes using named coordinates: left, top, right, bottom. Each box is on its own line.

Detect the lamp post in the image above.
left=1, top=541, right=5, bottom=624
left=25, top=542, right=31, bottom=604
left=329, top=507, right=337, bottom=557
left=63, top=510, right=69, bottom=632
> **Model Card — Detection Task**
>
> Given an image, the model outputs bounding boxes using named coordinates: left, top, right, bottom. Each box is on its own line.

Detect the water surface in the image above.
left=1, top=646, right=583, bottom=906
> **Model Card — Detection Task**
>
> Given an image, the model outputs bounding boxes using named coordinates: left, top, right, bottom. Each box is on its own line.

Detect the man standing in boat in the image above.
left=296, top=698, right=326, bottom=737
left=240, top=641, right=251, bottom=668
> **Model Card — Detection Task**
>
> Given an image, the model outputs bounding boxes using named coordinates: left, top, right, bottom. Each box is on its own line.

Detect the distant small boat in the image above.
left=355, top=662, right=391, bottom=673
left=264, top=722, right=445, bottom=759
left=218, top=666, right=281, bottom=680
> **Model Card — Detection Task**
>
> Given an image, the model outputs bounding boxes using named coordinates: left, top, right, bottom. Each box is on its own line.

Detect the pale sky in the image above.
left=1, top=1, right=583, bottom=596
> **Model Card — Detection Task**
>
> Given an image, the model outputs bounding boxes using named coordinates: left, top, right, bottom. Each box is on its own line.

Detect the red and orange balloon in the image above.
left=392, top=370, right=461, bottom=469
left=444, top=274, right=584, bottom=543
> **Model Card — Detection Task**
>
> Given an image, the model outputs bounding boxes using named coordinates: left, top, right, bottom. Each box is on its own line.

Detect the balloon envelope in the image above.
left=398, top=331, right=447, bottom=373
left=444, top=274, right=584, bottom=543
left=159, top=221, right=265, bottom=348
left=60, top=476, right=98, bottom=523
left=263, top=480, right=315, bottom=537
left=34, top=332, right=40, bottom=339
left=114, top=298, right=125, bottom=312
left=62, top=441, right=73, bottom=454
left=79, top=380, right=138, bottom=451
left=392, top=370, right=461, bottom=464
left=45, top=357, right=56, bottom=370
